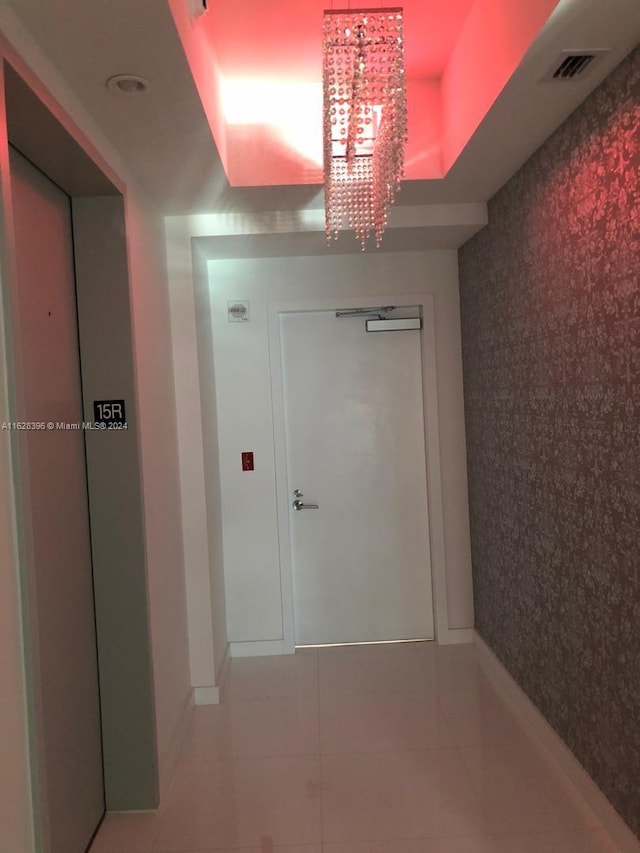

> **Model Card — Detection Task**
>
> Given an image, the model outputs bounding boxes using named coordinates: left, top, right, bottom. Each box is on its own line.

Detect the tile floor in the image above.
left=89, top=642, right=623, bottom=853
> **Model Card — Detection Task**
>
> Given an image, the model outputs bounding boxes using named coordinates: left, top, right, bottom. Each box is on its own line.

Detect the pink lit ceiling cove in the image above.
left=170, top=0, right=560, bottom=188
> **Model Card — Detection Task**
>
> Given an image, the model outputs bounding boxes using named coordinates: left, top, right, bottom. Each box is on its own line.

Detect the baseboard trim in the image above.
left=438, top=627, right=474, bottom=645
left=193, top=685, right=220, bottom=705
left=215, top=642, right=231, bottom=700
left=158, top=688, right=194, bottom=800
left=230, top=639, right=290, bottom=657
left=474, top=631, right=640, bottom=852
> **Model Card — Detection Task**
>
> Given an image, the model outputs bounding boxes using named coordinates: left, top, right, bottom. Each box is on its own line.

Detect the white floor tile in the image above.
left=181, top=695, right=320, bottom=761
left=320, top=749, right=490, bottom=843
left=318, top=642, right=430, bottom=696
left=400, top=839, right=500, bottom=853
left=323, top=838, right=498, bottom=852
left=153, top=755, right=322, bottom=851
left=224, top=650, right=318, bottom=702
left=494, top=828, right=621, bottom=852
left=89, top=811, right=159, bottom=852
left=437, top=680, right=530, bottom=748
left=320, top=691, right=454, bottom=754
left=323, top=832, right=619, bottom=852
left=415, top=643, right=486, bottom=695
left=187, top=846, right=322, bottom=853
left=460, top=740, right=599, bottom=835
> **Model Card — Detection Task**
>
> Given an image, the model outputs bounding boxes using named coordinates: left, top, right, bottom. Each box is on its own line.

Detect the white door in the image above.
left=280, top=309, right=434, bottom=646
left=10, top=148, right=105, bottom=851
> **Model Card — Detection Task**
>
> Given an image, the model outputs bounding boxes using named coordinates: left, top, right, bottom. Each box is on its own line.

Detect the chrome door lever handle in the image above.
left=293, top=499, right=319, bottom=511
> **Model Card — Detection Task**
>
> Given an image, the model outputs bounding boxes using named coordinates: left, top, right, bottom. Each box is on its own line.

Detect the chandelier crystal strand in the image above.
left=323, top=8, right=407, bottom=250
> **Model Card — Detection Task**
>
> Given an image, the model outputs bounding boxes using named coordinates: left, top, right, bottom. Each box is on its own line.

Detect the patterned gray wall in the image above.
left=459, top=47, right=639, bottom=836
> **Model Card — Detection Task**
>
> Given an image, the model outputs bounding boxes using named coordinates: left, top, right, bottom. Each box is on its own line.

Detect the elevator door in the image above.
left=10, top=148, right=104, bottom=852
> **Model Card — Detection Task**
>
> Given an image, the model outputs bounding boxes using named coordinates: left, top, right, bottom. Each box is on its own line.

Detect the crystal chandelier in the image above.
left=323, top=7, right=407, bottom=250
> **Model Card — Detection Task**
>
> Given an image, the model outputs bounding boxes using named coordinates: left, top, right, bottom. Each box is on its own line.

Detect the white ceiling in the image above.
left=2, top=0, right=639, bottom=218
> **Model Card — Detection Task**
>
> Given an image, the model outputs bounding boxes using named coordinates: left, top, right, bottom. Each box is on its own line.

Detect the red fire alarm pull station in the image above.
left=242, top=451, right=254, bottom=471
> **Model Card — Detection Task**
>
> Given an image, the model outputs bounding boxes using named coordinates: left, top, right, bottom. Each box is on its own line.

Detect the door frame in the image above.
left=0, top=59, right=159, bottom=844
left=267, top=294, right=451, bottom=651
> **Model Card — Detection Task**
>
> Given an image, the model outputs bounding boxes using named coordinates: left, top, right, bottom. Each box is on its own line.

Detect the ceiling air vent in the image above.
left=554, top=54, right=595, bottom=78
left=542, top=49, right=611, bottom=82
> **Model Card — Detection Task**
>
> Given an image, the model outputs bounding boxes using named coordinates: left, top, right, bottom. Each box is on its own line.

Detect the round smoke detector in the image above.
left=106, top=74, right=151, bottom=96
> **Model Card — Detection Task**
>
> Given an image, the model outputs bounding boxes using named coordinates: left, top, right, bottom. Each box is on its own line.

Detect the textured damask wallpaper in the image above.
left=459, top=47, right=639, bottom=835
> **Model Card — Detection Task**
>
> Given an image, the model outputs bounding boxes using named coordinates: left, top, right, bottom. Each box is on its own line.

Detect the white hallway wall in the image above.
left=166, top=219, right=474, bottom=678
left=211, top=252, right=474, bottom=648
left=165, top=226, right=230, bottom=702
left=0, top=13, right=191, bottom=847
